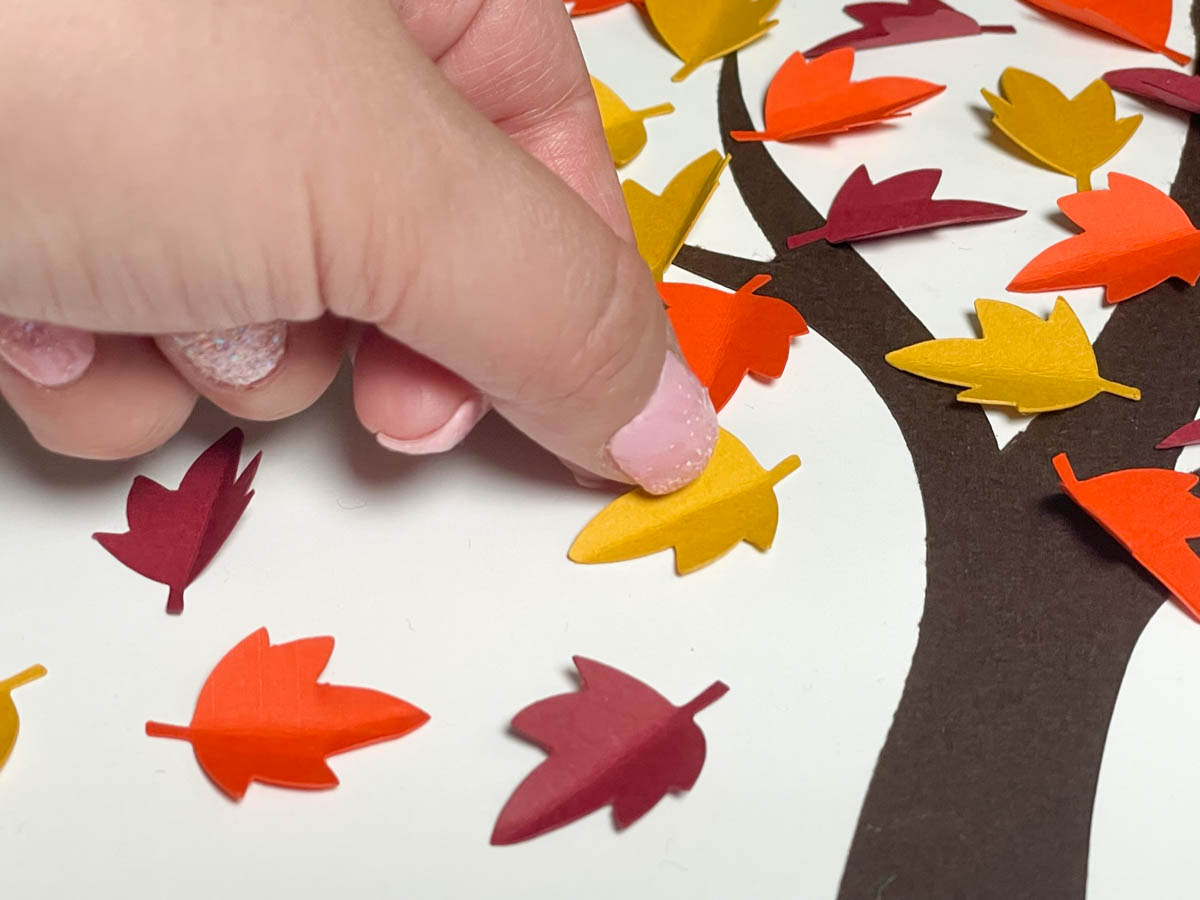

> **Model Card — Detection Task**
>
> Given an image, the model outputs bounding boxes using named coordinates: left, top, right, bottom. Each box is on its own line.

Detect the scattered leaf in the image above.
left=1022, top=0, right=1190, bottom=66
left=592, top=77, right=674, bottom=167
left=0, top=665, right=46, bottom=775
left=1104, top=67, right=1200, bottom=115
left=566, top=0, right=641, bottom=15
left=491, top=656, right=728, bottom=845
left=1157, top=420, right=1200, bottom=449
left=806, top=0, right=1014, bottom=56
left=644, top=0, right=780, bottom=82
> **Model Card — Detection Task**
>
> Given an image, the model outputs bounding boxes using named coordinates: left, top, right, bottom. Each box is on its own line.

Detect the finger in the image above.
left=0, top=335, right=196, bottom=459
left=0, top=315, right=95, bottom=387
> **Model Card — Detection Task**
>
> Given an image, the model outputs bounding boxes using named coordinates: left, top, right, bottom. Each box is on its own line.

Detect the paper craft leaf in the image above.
left=624, top=150, right=729, bottom=281
left=592, top=78, right=674, bottom=168
left=94, top=428, right=260, bottom=615
left=491, top=656, right=728, bottom=844
left=982, top=68, right=1141, bottom=192
left=885, top=297, right=1140, bottom=413
left=1104, top=67, right=1200, bottom=115
left=146, top=628, right=428, bottom=800
left=1158, top=420, right=1200, bottom=449
left=1054, top=454, right=1200, bottom=619
left=805, top=0, right=1015, bottom=56
left=644, top=0, right=779, bottom=82
left=786, top=165, right=1025, bottom=248
left=730, top=48, right=945, bottom=143
left=1009, top=173, right=1200, bottom=303
left=1022, top=0, right=1190, bottom=66
left=566, top=0, right=641, bottom=14
left=0, top=665, right=46, bottom=774
left=662, top=275, right=808, bottom=411
left=569, top=428, right=799, bottom=573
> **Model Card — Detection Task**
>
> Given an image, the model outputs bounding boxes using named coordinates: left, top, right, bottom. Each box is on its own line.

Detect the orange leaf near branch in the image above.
left=1022, top=0, right=1190, bottom=66
left=565, top=0, right=641, bottom=14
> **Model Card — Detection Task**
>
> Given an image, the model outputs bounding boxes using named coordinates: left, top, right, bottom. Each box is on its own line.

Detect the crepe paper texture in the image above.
left=0, top=665, right=46, bottom=775
left=885, top=297, right=1140, bottom=413
left=644, top=0, right=779, bottom=82
left=565, top=0, right=641, bottom=14
left=624, top=150, right=729, bottom=281
left=569, top=428, right=799, bottom=573
left=785, top=165, right=1025, bottom=249
left=1022, top=0, right=1190, bottom=66
left=1055, top=454, right=1200, bottom=619
left=1158, top=420, right=1200, bottom=449
left=491, top=657, right=728, bottom=845
left=1009, top=174, right=1200, bottom=303
left=592, top=78, right=674, bottom=168
left=731, top=48, right=944, bottom=143
left=661, top=275, right=807, bottom=411
left=805, top=0, right=1014, bottom=57
left=982, top=68, right=1141, bottom=192
left=1104, top=67, right=1200, bottom=115
left=94, top=428, right=260, bottom=615
left=146, top=628, right=428, bottom=800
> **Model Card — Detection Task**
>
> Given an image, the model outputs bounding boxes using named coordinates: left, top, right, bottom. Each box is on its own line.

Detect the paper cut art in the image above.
left=491, top=656, right=728, bottom=844
left=805, top=0, right=1015, bottom=56
left=1022, top=0, right=1190, bottom=65
left=1158, top=419, right=1200, bottom=449
left=982, top=68, right=1141, bottom=191
left=644, top=0, right=779, bottom=82
left=569, top=429, right=799, bottom=573
left=731, top=48, right=944, bottom=142
left=1104, top=67, right=1200, bottom=114
left=885, top=297, right=1140, bottom=412
left=661, top=275, right=807, bottom=411
left=1009, top=174, right=1200, bottom=303
left=565, top=0, right=640, bottom=14
left=1055, top=454, right=1200, bottom=618
left=0, top=665, right=46, bottom=775
left=592, top=78, right=674, bottom=167
left=624, top=150, right=729, bottom=281
left=785, top=165, right=1024, bottom=248
left=146, top=628, right=428, bottom=800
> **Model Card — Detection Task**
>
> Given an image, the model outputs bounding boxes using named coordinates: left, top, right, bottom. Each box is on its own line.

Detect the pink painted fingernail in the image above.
left=606, top=351, right=719, bottom=495
left=377, top=395, right=489, bottom=455
left=0, top=315, right=95, bottom=387
left=170, top=322, right=286, bottom=388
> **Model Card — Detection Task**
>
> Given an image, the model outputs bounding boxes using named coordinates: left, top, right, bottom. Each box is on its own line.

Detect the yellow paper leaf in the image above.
left=885, top=297, right=1140, bottom=413
left=0, top=664, right=46, bottom=773
left=623, top=150, right=729, bottom=281
left=645, top=0, right=780, bottom=82
left=982, top=68, right=1141, bottom=192
left=592, top=78, right=674, bottom=168
left=568, top=429, right=800, bottom=573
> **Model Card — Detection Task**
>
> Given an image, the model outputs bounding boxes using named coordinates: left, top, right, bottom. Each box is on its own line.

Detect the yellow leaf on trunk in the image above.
left=592, top=78, right=674, bottom=168
left=645, top=0, right=780, bottom=82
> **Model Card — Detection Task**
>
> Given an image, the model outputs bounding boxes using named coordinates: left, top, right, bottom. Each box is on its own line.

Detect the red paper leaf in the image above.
left=805, top=0, right=1014, bottom=56
left=1054, top=454, right=1200, bottom=619
left=564, top=0, right=641, bottom=13
left=662, top=275, right=807, bottom=411
left=1104, top=67, right=1200, bottom=115
left=94, top=428, right=260, bottom=615
left=1022, top=0, right=1191, bottom=65
left=786, top=165, right=1025, bottom=248
left=1157, top=420, right=1200, bottom=449
left=491, top=657, right=728, bottom=845
left=146, top=628, right=429, bottom=799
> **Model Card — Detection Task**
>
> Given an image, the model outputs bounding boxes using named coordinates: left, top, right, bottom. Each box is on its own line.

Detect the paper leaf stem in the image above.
left=805, top=0, right=1014, bottom=56
left=624, top=150, right=729, bottom=281
left=1104, top=67, right=1200, bottom=115
left=786, top=165, right=1024, bottom=248
left=885, top=297, right=1140, bottom=413
left=1158, top=420, right=1200, bottom=449
left=644, top=0, right=780, bottom=82
left=662, top=275, right=807, bottom=411
left=1022, top=0, right=1190, bottom=66
left=731, top=48, right=944, bottom=143
left=982, top=68, right=1141, bottom=192
left=0, top=665, right=46, bottom=774
left=565, top=0, right=641, bottom=15
left=592, top=78, right=674, bottom=168
left=491, top=656, right=728, bottom=844
left=1055, top=454, right=1200, bottom=619
left=569, top=428, right=799, bottom=573
left=146, top=628, right=428, bottom=800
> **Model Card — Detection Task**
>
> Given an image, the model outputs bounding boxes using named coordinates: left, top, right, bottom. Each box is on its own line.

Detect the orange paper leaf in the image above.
left=661, top=275, right=807, bottom=411
left=146, top=628, right=429, bottom=799
left=565, top=0, right=641, bottom=14
left=730, top=48, right=944, bottom=142
left=1023, top=0, right=1190, bottom=66
left=1009, top=173, right=1200, bottom=303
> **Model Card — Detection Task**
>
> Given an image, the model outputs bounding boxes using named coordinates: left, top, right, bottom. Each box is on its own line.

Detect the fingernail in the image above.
left=170, top=322, right=286, bottom=388
left=0, top=315, right=95, bottom=387
left=377, top=396, right=489, bottom=455
left=606, top=351, right=719, bottom=495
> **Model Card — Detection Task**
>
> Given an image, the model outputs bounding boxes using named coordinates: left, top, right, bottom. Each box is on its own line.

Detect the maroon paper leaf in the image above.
left=805, top=0, right=1014, bottom=57
left=1158, top=419, right=1200, bottom=449
left=94, top=428, right=261, bottom=615
left=786, top=165, right=1025, bottom=249
left=490, top=657, right=728, bottom=845
left=1104, top=67, right=1200, bottom=115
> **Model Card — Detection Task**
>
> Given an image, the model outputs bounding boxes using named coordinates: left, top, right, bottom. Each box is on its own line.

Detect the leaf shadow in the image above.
left=1040, top=492, right=1169, bottom=594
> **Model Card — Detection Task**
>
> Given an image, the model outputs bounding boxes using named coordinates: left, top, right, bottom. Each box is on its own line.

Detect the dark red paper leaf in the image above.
left=786, top=165, right=1025, bottom=249
left=1158, top=419, right=1200, bottom=449
left=94, top=428, right=261, bottom=615
left=805, top=0, right=1014, bottom=57
left=491, top=657, right=728, bottom=845
left=1104, top=67, right=1200, bottom=115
